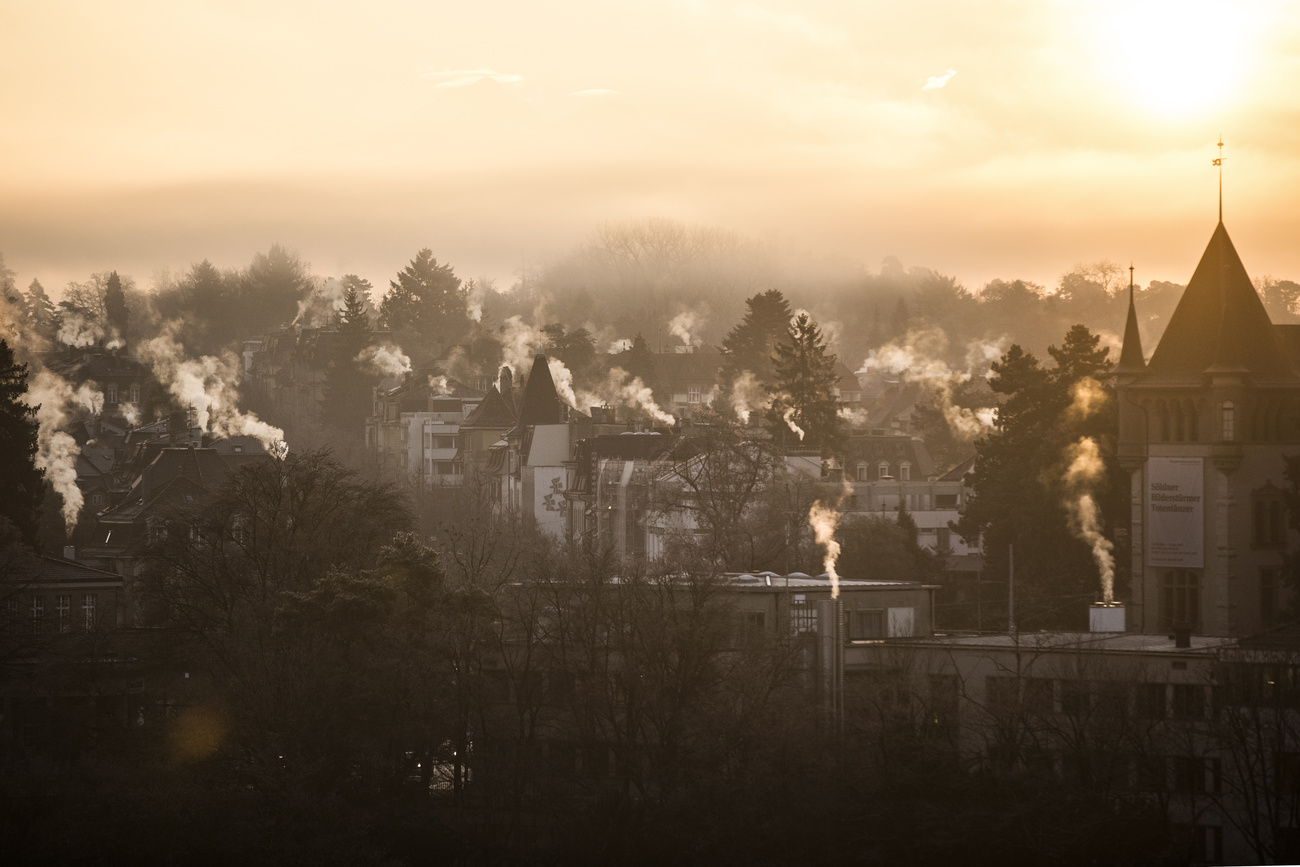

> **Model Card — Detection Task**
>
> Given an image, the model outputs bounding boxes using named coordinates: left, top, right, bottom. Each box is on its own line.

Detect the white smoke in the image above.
left=118, top=401, right=141, bottom=426
left=291, top=277, right=348, bottom=329
left=809, top=501, right=843, bottom=598
left=466, top=278, right=493, bottom=323
left=498, top=315, right=580, bottom=408
left=1063, top=436, right=1115, bottom=603
left=782, top=405, right=805, bottom=441
left=609, top=338, right=632, bottom=353
left=30, top=369, right=102, bottom=535
left=138, top=330, right=288, bottom=457
left=56, top=311, right=105, bottom=348
left=577, top=367, right=675, bottom=426
left=731, top=371, right=768, bottom=425
left=668, top=310, right=700, bottom=346
left=358, top=344, right=412, bottom=379
left=428, top=374, right=451, bottom=395
left=860, top=328, right=1007, bottom=439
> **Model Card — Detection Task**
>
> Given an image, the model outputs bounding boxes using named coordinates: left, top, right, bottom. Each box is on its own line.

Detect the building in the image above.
left=1116, top=220, right=1300, bottom=637
left=365, top=372, right=484, bottom=481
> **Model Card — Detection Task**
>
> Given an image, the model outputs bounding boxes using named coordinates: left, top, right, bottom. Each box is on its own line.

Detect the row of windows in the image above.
left=986, top=676, right=1207, bottom=720
left=1150, top=399, right=1237, bottom=442
left=854, top=461, right=911, bottom=482
left=103, top=384, right=141, bottom=405
left=5, top=593, right=98, bottom=632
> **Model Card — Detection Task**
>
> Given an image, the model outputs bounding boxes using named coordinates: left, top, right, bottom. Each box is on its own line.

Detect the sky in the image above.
left=3, top=0, right=1300, bottom=297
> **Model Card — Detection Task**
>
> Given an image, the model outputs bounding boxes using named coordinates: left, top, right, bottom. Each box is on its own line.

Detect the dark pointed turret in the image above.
left=515, top=352, right=565, bottom=426
left=1145, top=222, right=1292, bottom=380
left=1115, top=266, right=1146, bottom=374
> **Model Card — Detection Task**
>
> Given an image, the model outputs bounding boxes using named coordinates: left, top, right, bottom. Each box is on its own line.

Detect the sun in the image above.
left=1096, top=0, right=1266, bottom=117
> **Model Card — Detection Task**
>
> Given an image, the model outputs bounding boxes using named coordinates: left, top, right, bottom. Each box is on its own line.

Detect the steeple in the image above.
left=1144, top=222, right=1292, bottom=380
left=1115, top=264, right=1146, bottom=374
left=515, top=352, right=566, bottom=426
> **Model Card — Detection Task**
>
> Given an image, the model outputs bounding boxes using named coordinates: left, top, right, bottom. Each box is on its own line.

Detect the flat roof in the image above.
left=906, top=631, right=1236, bottom=654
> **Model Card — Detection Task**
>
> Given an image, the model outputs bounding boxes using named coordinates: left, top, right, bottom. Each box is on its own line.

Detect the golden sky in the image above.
left=3, top=0, right=1300, bottom=295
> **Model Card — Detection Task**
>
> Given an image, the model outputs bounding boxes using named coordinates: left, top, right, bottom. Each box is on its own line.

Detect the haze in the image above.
left=4, top=0, right=1300, bottom=293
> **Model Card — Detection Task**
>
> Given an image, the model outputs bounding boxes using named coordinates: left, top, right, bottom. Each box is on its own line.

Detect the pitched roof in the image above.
left=1145, top=222, right=1294, bottom=380
left=461, top=385, right=517, bottom=429
left=1115, top=288, right=1146, bottom=374
left=516, top=353, right=566, bottom=426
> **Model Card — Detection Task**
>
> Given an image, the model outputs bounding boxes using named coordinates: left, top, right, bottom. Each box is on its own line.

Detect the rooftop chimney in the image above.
left=63, top=545, right=76, bottom=562
left=1089, top=602, right=1126, bottom=633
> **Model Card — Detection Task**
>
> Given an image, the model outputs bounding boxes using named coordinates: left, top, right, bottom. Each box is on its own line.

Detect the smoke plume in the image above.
left=358, top=344, right=412, bottom=379
left=577, top=367, right=675, bottom=425
left=782, top=405, right=805, bottom=441
left=138, top=330, right=287, bottom=457
left=1067, top=377, right=1108, bottom=419
left=498, top=315, right=580, bottom=408
left=56, top=311, right=106, bottom=348
left=730, top=371, right=768, bottom=425
left=859, top=328, right=1006, bottom=438
left=29, top=369, right=102, bottom=535
left=668, top=310, right=699, bottom=346
left=1063, top=436, right=1115, bottom=603
left=808, top=501, right=843, bottom=598
left=291, top=277, right=348, bottom=329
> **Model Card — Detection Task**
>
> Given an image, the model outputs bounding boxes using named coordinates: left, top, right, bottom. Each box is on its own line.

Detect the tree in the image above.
left=104, top=271, right=129, bottom=339
left=23, top=280, right=57, bottom=343
left=542, top=322, right=595, bottom=377
left=241, top=244, right=313, bottom=333
left=957, top=325, right=1123, bottom=630
left=320, top=284, right=374, bottom=438
left=720, top=289, right=792, bottom=387
left=0, top=338, right=43, bottom=546
left=766, top=312, right=843, bottom=455
left=379, top=248, right=467, bottom=342
left=837, top=505, right=945, bottom=585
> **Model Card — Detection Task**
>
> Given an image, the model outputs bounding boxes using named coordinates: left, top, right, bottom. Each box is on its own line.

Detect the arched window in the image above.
left=1160, top=570, right=1200, bottom=631
left=1172, top=400, right=1185, bottom=441
left=1222, top=401, right=1235, bottom=441
left=1185, top=400, right=1199, bottom=441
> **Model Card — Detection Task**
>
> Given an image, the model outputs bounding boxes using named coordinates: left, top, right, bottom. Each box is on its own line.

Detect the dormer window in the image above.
left=1222, top=401, right=1235, bottom=441
left=899, top=462, right=911, bottom=482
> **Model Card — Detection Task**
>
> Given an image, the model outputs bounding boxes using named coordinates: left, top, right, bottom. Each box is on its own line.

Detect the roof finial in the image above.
left=1213, top=137, right=1225, bottom=223
left=1129, top=263, right=1135, bottom=305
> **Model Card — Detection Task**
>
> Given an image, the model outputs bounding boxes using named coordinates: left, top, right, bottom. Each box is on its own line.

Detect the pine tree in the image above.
left=24, top=279, right=57, bottom=341
left=104, top=270, right=129, bottom=339
left=766, top=312, right=843, bottom=455
left=721, top=289, right=793, bottom=386
left=322, top=285, right=374, bottom=437
left=0, top=338, right=43, bottom=546
left=379, top=249, right=467, bottom=341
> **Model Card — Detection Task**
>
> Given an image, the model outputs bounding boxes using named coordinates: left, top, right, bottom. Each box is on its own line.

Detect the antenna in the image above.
left=1129, top=263, right=1135, bottom=304
left=1213, top=137, right=1225, bottom=222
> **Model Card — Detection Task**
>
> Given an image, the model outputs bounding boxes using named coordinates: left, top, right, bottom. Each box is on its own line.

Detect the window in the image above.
left=849, top=609, right=884, bottom=639
left=82, top=593, right=97, bottom=631
left=789, top=594, right=816, bottom=635
left=878, top=461, right=891, bottom=480
left=56, top=594, right=70, bottom=632
left=935, top=493, right=958, bottom=508
left=91, top=493, right=104, bottom=507
left=936, top=527, right=952, bottom=552
left=1160, top=570, right=1200, bottom=631
left=1262, top=568, right=1281, bottom=628
left=106, top=384, right=118, bottom=403
left=888, top=607, right=915, bottom=637
left=740, top=611, right=766, bottom=644
left=1137, top=683, right=1166, bottom=719
left=1222, top=401, right=1235, bottom=441
left=30, top=595, right=43, bottom=633
left=899, top=462, right=911, bottom=481
left=128, top=384, right=140, bottom=403
left=1060, top=680, right=1091, bottom=717
left=688, top=385, right=701, bottom=404
left=856, top=463, right=869, bottom=482
left=1172, top=684, right=1204, bottom=719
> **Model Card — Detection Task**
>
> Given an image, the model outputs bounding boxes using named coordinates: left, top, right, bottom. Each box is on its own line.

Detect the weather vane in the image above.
left=1213, top=137, right=1224, bottom=222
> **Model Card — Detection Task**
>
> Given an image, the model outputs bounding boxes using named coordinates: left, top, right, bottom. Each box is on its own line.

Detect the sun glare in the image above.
left=1099, top=0, right=1265, bottom=117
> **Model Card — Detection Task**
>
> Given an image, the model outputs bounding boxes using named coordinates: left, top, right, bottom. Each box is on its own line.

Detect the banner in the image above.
left=1146, top=457, right=1203, bottom=568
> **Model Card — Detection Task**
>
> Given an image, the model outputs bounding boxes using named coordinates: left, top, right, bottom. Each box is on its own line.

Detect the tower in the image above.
left=1117, top=222, right=1300, bottom=637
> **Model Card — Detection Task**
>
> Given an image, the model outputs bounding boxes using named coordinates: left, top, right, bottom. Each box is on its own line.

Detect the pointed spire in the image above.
left=1146, top=222, right=1292, bottom=379
left=515, top=352, right=566, bottom=426
left=1116, top=264, right=1146, bottom=374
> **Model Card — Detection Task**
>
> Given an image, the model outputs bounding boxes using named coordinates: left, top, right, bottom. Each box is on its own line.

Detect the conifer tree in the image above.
left=322, top=284, right=374, bottom=437
left=766, top=312, right=843, bottom=455
left=104, top=270, right=129, bottom=339
left=0, top=338, right=43, bottom=546
left=24, top=279, right=57, bottom=341
left=379, top=249, right=466, bottom=342
left=721, top=289, right=793, bottom=387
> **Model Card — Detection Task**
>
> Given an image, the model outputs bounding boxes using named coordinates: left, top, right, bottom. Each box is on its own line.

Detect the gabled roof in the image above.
left=138, top=447, right=231, bottom=502
left=461, top=385, right=517, bottom=429
left=1145, top=222, right=1295, bottom=380
left=516, top=353, right=566, bottom=426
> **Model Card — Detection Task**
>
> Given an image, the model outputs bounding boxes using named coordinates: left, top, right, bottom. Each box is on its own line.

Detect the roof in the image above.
left=1115, top=289, right=1146, bottom=373
left=461, top=385, right=517, bottom=429
left=138, top=447, right=231, bottom=502
left=1145, top=222, right=1295, bottom=380
left=516, top=353, right=566, bottom=426
left=938, top=454, right=976, bottom=482
left=2, top=550, right=123, bottom=585
left=844, top=434, right=936, bottom=478
left=907, top=631, right=1235, bottom=655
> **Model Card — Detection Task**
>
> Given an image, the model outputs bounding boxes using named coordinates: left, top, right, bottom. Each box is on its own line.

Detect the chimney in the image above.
left=168, top=410, right=186, bottom=445
left=1174, top=626, right=1192, bottom=649
left=63, top=545, right=76, bottom=561
left=1089, top=602, right=1126, bottom=633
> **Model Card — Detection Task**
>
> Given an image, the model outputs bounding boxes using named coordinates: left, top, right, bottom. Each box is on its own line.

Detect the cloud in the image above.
left=419, top=69, right=524, bottom=89
left=923, top=69, right=957, bottom=90
left=569, top=89, right=621, bottom=97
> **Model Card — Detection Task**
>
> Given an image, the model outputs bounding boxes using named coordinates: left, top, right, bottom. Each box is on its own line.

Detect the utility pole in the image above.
left=1008, top=542, right=1016, bottom=633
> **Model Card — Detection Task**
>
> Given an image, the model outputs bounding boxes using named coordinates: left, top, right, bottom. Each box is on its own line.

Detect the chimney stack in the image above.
left=1089, top=602, right=1126, bottom=633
